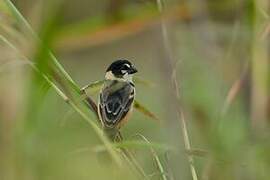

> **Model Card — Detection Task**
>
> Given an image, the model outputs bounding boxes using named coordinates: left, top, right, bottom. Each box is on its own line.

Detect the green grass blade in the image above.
left=3, top=0, right=34, bottom=34
left=4, top=0, right=79, bottom=93
left=135, top=134, right=168, bottom=180
left=93, top=140, right=174, bottom=153
left=0, top=35, right=123, bottom=167
left=81, top=80, right=105, bottom=94
left=134, top=100, right=160, bottom=122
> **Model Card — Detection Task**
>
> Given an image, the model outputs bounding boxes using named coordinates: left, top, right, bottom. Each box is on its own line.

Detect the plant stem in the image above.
left=3, top=0, right=80, bottom=93
left=155, top=0, right=198, bottom=180
left=0, top=34, right=123, bottom=167
left=135, top=134, right=168, bottom=180
left=251, top=0, right=269, bottom=131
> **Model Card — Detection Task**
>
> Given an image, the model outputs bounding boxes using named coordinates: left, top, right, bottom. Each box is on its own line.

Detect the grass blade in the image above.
left=135, top=134, right=168, bottom=180
left=4, top=0, right=80, bottom=93
left=81, top=80, right=105, bottom=94
left=0, top=34, right=123, bottom=167
left=93, top=140, right=174, bottom=153
left=155, top=0, right=198, bottom=179
left=134, top=100, right=160, bottom=122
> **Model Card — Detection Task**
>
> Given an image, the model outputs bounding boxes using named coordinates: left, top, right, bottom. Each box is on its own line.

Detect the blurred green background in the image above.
left=0, top=0, right=270, bottom=180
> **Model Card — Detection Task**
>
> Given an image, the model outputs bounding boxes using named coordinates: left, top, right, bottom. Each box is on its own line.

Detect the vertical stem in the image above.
left=251, top=0, right=269, bottom=131
left=156, top=0, right=198, bottom=180
left=1, top=0, right=124, bottom=166
left=3, top=0, right=80, bottom=93
left=0, top=34, right=123, bottom=166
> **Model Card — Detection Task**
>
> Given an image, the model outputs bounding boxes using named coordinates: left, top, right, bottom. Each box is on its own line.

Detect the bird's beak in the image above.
left=129, top=66, right=138, bottom=74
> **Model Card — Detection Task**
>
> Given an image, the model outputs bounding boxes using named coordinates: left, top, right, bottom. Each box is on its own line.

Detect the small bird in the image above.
left=98, top=60, right=138, bottom=140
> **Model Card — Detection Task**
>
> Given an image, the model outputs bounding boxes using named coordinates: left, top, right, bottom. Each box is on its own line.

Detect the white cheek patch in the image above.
left=105, top=70, right=133, bottom=82
left=105, top=71, right=116, bottom=80
left=121, top=70, right=127, bottom=74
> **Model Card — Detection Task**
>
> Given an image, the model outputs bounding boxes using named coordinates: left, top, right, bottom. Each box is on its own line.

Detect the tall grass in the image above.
left=1, top=1, right=172, bottom=180
left=1, top=0, right=270, bottom=180
left=156, top=0, right=198, bottom=179
left=251, top=0, right=269, bottom=131
left=2, top=0, right=123, bottom=167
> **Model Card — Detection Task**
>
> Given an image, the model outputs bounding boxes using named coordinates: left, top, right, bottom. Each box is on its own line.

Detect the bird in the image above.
left=98, top=59, right=138, bottom=141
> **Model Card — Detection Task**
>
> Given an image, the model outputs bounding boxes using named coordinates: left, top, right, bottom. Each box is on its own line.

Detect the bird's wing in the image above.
left=99, top=81, right=134, bottom=128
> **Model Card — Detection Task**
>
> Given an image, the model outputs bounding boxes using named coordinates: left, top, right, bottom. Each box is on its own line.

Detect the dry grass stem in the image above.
left=155, top=0, right=198, bottom=179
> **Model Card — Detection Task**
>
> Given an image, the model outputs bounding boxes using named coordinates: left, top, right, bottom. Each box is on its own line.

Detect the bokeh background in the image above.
left=0, top=0, right=270, bottom=180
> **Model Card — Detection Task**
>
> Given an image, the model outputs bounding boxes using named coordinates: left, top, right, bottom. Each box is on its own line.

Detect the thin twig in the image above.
left=164, top=152, right=175, bottom=180
left=135, top=134, right=168, bottom=180
left=121, top=147, right=151, bottom=180
left=155, top=0, right=198, bottom=180
left=119, top=149, right=149, bottom=180
left=115, top=131, right=151, bottom=180
left=221, top=62, right=249, bottom=116
left=81, top=88, right=98, bottom=118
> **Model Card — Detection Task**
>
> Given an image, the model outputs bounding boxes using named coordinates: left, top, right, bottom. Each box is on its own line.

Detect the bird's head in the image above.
left=105, top=59, right=138, bottom=81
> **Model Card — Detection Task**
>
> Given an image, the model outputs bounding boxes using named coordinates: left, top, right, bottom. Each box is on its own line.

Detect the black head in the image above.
left=106, top=59, right=138, bottom=78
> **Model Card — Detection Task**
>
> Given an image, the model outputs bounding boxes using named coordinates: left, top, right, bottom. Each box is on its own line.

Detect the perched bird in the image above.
left=98, top=60, right=138, bottom=141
